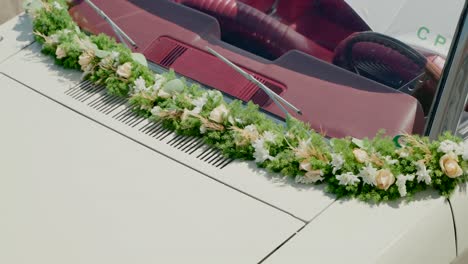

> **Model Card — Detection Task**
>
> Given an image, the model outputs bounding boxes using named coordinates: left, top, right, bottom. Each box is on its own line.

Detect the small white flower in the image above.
left=116, top=62, right=132, bottom=79
left=396, top=174, right=415, bottom=197
left=415, top=160, right=432, bottom=185
left=438, top=140, right=459, bottom=154
left=152, top=74, right=166, bottom=93
left=53, top=1, right=63, bottom=10
left=252, top=138, right=273, bottom=163
left=191, top=94, right=208, bottom=114
left=111, top=51, right=120, bottom=60
left=200, top=125, right=207, bottom=134
left=330, top=153, right=344, bottom=174
left=228, top=116, right=244, bottom=125
left=263, top=131, right=277, bottom=143
left=396, top=148, right=410, bottom=158
left=151, top=106, right=162, bottom=117
left=133, top=76, right=147, bottom=94
left=358, top=163, right=378, bottom=186
left=384, top=155, right=398, bottom=165
left=244, top=124, right=258, bottom=135
left=209, top=104, right=229, bottom=123
left=457, top=140, right=468, bottom=161
left=336, top=172, right=360, bottom=186
left=55, top=46, right=66, bottom=59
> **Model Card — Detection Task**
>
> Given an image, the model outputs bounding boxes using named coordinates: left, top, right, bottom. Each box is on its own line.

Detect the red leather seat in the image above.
left=175, top=0, right=334, bottom=61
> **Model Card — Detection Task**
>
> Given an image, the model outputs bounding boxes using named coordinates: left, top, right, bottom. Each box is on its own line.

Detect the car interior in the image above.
left=69, top=0, right=447, bottom=138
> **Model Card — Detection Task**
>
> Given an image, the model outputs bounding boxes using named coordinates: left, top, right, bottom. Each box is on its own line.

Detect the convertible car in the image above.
left=66, top=0, right=456, bottom=138
left=0, top=0, right=467, bottom=263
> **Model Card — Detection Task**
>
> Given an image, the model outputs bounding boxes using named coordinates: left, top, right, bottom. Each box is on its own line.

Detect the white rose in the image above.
left=209, top=104, right=229, bottom=123
left=116, top=62, right=132, bottom=79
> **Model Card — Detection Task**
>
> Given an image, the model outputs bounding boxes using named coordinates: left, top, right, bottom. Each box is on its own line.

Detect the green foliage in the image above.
left=28, top=2, right=468, bottom=203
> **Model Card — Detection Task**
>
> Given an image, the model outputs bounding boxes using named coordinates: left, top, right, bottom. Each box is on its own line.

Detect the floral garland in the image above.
left=24, top=0, right=468, bottom=202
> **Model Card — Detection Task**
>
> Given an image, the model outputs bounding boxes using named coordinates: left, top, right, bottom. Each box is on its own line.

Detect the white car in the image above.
left=0, top=1, right=467, bottom=263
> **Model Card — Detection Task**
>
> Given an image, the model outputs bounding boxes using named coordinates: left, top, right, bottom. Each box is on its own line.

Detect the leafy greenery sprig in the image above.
left=25, top=0, right=468, bottom=202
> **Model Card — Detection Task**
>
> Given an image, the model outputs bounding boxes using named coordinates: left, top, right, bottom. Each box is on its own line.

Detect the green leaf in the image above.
left=95, top=49, right=110, bottom=59
left=131, top=53, right=148, bottom=67
left=162, top=79, right=184, bottom=94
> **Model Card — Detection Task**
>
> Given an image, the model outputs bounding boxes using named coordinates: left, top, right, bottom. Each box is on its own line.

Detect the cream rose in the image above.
left=209, top=104, right=229, bottom=123
left=440, top=152, right=463, bottom=178
left=375, top=169, right=395, bottom=190
left=298, top=161, right=324, bottom=183
left=353, top=148, right=369, bottom=163
left=55, top=46, right=66, bottom=59
left=116, top=62, right=132, bottom=78
left=300, top=160, right=312, bottom=172
left=78, top=52, right=94, bottom=71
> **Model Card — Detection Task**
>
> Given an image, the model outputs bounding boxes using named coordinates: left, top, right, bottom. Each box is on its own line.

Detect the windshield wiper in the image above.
left=206, top=47, right=302, bottom=117
left=84, top=0, right=137, bottom=48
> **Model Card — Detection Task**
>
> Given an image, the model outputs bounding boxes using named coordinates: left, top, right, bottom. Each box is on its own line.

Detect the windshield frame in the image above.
left=426, top=1, right=468, bottom=139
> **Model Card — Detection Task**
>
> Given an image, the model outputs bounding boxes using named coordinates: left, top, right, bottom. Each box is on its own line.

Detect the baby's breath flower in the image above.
left=438, top=140, right=459, bottom=154
left=330, top=153, right=344, bottom=174
left=358, top=163, right=378, bottom=186
left=252, top=138, right=273, bottom=163
left=415, top=160, right=432, bottom=184
left=336, top=172, right=360, bottom=186
left=396, top=174, right=415, bottom=197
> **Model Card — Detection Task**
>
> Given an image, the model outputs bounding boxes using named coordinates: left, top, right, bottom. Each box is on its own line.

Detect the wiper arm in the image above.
left=206, top=47, right=302, bottom=117
left=84, top=0, right=137, bottom=48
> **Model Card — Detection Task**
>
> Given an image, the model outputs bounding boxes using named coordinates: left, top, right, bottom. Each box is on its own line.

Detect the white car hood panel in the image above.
left=0, top=74, right=303, bottom=264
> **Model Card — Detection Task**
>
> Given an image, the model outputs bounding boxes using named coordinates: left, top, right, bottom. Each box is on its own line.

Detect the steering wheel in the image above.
left=173, top=0, right=332, bottom=60
left=332, top=32, right=441, bottom=95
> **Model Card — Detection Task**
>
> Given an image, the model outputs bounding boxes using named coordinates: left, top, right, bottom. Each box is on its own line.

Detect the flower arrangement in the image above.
left=24, top=0, right=468, bottom=202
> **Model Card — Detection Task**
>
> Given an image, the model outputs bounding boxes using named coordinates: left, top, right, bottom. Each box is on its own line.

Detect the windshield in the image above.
left=70, top=0, right=467, bottom=138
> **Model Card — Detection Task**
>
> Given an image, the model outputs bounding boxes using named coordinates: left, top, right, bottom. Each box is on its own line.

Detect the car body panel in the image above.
left=264, top=195, right=456, bottom=264
left=449, top=188, right=468, bottom=256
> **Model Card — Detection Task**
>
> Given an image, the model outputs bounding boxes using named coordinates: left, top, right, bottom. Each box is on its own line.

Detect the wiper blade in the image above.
left=206, top=47, right=302, bottom=117
left=84, top=0, right=137, bottom=48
